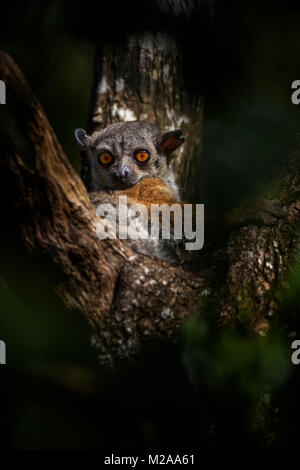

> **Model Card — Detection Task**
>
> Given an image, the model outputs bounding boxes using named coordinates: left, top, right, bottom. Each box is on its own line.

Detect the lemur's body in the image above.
left=75, top=121, right=185, bottom=263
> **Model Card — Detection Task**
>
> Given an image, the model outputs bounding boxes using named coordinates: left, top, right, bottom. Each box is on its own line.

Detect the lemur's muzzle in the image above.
left=114, top=166, right=139, bottom=189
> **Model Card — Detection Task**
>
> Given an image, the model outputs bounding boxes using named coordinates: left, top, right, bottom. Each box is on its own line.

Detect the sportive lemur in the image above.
left=75, top=121, right=186, bottom=263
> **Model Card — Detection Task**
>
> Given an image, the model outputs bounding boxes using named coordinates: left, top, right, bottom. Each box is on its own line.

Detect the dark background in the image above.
left=0, top=0, right=300, bottom=450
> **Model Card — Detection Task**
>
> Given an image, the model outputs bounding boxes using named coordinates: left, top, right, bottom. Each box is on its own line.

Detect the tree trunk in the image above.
left=85, top=32, right=203, bottom=201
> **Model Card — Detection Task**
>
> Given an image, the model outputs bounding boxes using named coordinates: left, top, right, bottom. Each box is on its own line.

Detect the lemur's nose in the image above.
left=115, top=167, right=130, bottom=181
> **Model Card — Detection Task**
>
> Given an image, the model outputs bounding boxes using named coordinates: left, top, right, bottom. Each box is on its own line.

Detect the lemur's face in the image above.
left=75, top=121, right=184, bottom=191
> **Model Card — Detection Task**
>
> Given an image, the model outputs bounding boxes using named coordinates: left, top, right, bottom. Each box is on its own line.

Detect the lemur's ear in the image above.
left=158, top=130, right=185, bottom=156
left=75, top=128, right=92, bottom=149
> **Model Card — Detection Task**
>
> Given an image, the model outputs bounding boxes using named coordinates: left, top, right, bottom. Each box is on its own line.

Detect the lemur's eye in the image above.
left=135, top=150, right=150, bottom=163
left=99, top=152, right=113, bottom=166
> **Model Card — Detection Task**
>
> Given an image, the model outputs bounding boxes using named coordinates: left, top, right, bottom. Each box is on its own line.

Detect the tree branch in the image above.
left=217, top=134, right=300, bottom=334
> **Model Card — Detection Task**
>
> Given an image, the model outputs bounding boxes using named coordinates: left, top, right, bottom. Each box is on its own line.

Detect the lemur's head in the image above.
left=75, top=121, right=184, bottom=191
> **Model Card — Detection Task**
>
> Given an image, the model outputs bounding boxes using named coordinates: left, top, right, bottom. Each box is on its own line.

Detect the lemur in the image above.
left=75, top=121, right=285, bottom=263
left=75, top=121, right=186, bottom=263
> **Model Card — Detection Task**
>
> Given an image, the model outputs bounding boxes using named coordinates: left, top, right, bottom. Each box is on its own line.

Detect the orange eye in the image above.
left=135, top=150, right=150, bottom=163
left=99, top=152, right=113, bottom=166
